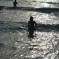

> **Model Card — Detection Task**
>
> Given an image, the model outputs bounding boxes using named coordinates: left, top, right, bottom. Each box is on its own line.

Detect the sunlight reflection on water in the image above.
left=13, top=31, right=59, bottom=59
left=0, top=0, right=59, bottom=59
left=27, top=0, right=59, bottom=8
left=28, top=12, right=59, bottom=24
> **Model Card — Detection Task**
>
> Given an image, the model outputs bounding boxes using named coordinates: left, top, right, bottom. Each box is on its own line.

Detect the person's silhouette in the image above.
left=13, top=0, right=18, bottom=7
left=28, top=16, right=37, bottom=38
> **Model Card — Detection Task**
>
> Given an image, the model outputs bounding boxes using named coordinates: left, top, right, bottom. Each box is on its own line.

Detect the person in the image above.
left=13, top=0, right=18, bottom=7
left=28, top=16, right=37, bottom=38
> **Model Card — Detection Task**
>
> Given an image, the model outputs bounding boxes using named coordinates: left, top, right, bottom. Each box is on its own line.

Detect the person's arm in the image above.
left=34, top=21, right=37, bottom=30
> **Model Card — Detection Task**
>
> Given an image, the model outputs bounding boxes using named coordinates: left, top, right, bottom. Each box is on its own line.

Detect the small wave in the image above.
left=0, top=0, right=13, bottom=1
left=40, top=2, right=59, bottom=4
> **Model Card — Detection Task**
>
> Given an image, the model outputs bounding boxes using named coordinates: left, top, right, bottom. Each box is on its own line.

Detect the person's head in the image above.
left=30, top=16, right=33, bottom=21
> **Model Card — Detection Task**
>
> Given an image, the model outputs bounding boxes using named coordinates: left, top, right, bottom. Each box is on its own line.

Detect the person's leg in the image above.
left=28, top=28, right=34, bottom=38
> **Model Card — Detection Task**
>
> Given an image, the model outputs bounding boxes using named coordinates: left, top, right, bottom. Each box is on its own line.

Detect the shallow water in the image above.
left=0, top=0, right=59, bottom=59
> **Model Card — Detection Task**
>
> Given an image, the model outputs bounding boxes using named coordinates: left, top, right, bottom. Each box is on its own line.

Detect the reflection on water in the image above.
left=0, top=0, right=59, bottom=8
left=0, top=0, right=59, bottom=59
left=26, top=0, right=59, bottom=8
left=29, top=12, right=59, bottom=24
left=0, top=30, right=59, bottom=59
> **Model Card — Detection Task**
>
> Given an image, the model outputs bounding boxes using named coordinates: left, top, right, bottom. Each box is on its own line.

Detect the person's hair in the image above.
left=30, top=16, right=33, bottom=21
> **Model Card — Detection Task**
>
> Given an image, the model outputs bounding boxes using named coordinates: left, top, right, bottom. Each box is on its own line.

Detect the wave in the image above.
left=6, top=6, right=59, bottom=13
left=40, top=2, right=59, bottom=4
left=0, top=21, right=59, bottom=32
left=0, top=0, right=13, bottom=1
left=0, top=5, right=59, bottom=13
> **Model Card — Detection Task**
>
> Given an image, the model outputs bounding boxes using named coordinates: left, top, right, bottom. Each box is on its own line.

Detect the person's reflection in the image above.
left=28, top=16, right=37, bottom=38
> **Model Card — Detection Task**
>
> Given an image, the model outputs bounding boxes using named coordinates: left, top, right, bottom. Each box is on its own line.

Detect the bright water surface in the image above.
left=0, top=0, right=59, bottom=59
